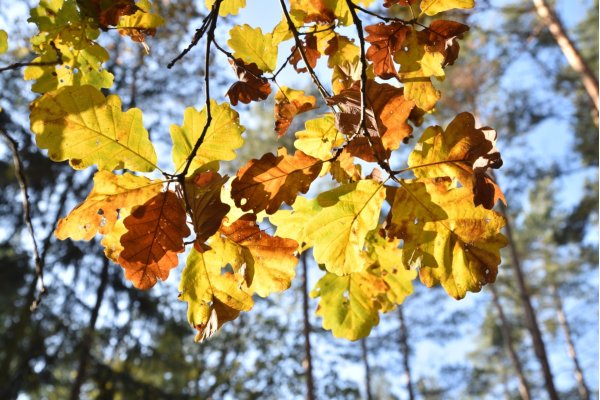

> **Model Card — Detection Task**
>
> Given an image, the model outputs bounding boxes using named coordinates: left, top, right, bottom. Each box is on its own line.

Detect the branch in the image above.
left=0, top=41, right=62, bottom=73
left=0, top=129, right=46, bottom=310
left=167, top=8, right=216, bottom=69
left=177, top=0, right=223, bottom=179
left=278, top=0, right=331, bottom=100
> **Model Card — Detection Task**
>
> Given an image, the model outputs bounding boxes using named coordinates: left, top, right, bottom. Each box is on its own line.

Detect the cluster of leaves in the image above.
left=19, top=0, right=507, bottom=341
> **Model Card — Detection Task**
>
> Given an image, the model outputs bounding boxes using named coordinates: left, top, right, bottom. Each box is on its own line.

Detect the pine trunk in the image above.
left=531, top=0, right=599, bottom=115
left=501, top=204, right=560, bottom=400
left=489, top=285, right=532, bottom=400
left=549, top=283, right=590, bottom=400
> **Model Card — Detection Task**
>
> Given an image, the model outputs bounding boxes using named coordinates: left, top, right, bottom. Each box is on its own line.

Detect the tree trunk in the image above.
left=549, top=283, right=590, bottom=400
left=301, top=252, right=316, bottom=400
left=70, top=258, right=110, bottom=400
left=501, top=204, right=560, bottom=400
left=361, top=338, right=373, bottom=400
left=489, top=285, right=532, bottom=400
left=531, top=0, right=599, bottom=115
left=398, top=305, right=415, bottom=400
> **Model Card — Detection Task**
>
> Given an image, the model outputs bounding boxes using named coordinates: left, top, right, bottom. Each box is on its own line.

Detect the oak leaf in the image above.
left=185, top=171, right=231, bottom=246
left=304, top=179, right=385, bottom=275
left=290, top=34, right=321, bottom=73
left=408, top=112, right=505, bottom=209
left=420, top=0, right=474, bottom=16
left=227, top=24, right=278, bottom=72
left=324, top=34, right=360, bottom=68
left=206, top=0, right=247, bottom=16
left=116, top=0, right=165, bottom=43
left=226, top=59, right=272, bottom=106
left=179, top=247, right=253, bottom=342
left=231, top=148, right=321, bottom=214
left=426, top=20, right=469, bottom=66
left=384, top=0, right=417, bottom=6
left=274, top=87, right=317, bottom=137
left=311, top=270, right=387, bottom=340
left=386, top=179, right=507, bottom=299
left=170, top=100, right=245, bottom=174
left=294, top=114, right=344, bottom=160
left=118, top=191, right=191, bottom=289
left=30, top=85, right=157, bottom=171
left=55, top=171, right=163, bottom=241
left=365, top=22, right=410, bottom=79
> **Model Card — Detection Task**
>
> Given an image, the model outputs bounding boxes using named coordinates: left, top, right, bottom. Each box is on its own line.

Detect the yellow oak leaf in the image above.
left=420, top=0, right=474, bottom=16
left=274, top=86, right=317, bottom=137
left=227, top=24, right=278, bottom=72
left=311, top=270, right=387, bottom=340
left=30, top=85, right=157, bottom=171
left=304, top=179, right=385, bottom=275
left=386, top=179, right=507, bottom=299
left=269, top=196, right=323, bottom=252
left=170, top=100, right=245, bottom=174
left=0, top=30, right=8, bottom=54
left=294, top=114, right=344, bottom=161
left=55, top=171, right=163, bottom=241
left=206, top=0, right=246, bottom=16
left=179, top=247, right=253, bottom=342
left=408, top=112, right=505, bottom=209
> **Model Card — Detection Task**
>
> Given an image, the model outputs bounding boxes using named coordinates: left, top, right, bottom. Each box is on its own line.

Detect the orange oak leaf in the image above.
left=326, top=80, right=415, bottom=161
left=291, top=0, right=335, bottom=24
left=383, top=0, right=417, bottom=7
left=118, top=191, right=191, bottom=289
left=185, top=171, right=230, bottom=246
left=231, top=148, right=321, bottom=214
left=226, top=59, right=272, bottom=106
left=290, top=34, right=321, bottom=73
left=82, top=0, right=138, bottom=29
left=365, top=22, right=409, bottom=79
left=426, top=20, right=469, bottom=66
left=274, top=87, right=317, bottom=137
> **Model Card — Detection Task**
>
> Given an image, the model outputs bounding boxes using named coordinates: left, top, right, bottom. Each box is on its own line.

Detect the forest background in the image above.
left=0, top=0, right=597, bottom=399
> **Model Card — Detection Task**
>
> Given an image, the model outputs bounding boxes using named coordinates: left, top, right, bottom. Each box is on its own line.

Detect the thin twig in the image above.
left=0, top=41, right=62, bottom=73
left=278, top=0, right=330, bottom=100
left=0, top=130, right=46, bottom=310
left=167, top=9, right=216, bottom=69
left=177, top=0, right=223, bottom=179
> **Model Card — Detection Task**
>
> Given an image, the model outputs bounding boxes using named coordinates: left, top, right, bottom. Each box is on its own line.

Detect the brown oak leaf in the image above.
left=185, top=171, right=230, bottom=247
left=383, top=0, right=417, bottom=7
left=274, top=87, right=317, bottom=137
left=426, top=20, right=469, bottom=66
left=118, top=191, right=190, bottom=289
left=231, top=148, right=321, bottom=214
left=326, top=80, right=415, bottom=161
left=365, top=22, right=410, bottom=79
left=226, top=59, right=272, bottom=106
left=290, top=34, right=321, bottom=73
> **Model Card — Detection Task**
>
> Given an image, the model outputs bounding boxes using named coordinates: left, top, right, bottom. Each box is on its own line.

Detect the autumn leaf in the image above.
left=116, top=0, right=165, bottom=44
left=226, top=59, right=272, bottom=106
left=408, top=112, right=505, bottom=209
left=426, top=20, right=469, bottom=67
left=30, top=85, right=157, bottom=171
left=311, top=270, right=387, bottom=340
left=290, top=34, right=321, bottom=73
left=329, top=150, right=362, bottom=183
left=206, top=0, right=247, bottom=16
left=0, top=30, right=8, bottom=54
left=304, top=179, right=385, bottom=275
left=386, top=179, right=507, bottom=299
left=365, top=22, right=410, bottom=79
left=231, top=148, right=322, bottom=214
left=170, top=100, right=245, bottom=174
left=184, top=171, right=230, bottom=246
left=290, top=0, right=335, bottom=24
left=269, top=196, right=323, bottom=252
left=118, top=191, right=191, bottom=289
left=55, top=171, right=163, bottom=241
left=324, top=34, right=360, bottom=68
left=218, top=214, right=299, bottom=297
left=274, top=87, right=317, bottom=137
left=384, top=0, right=417, bottom=7
left=420, top=0, right=475, bottom=16
left=179, top=246, right=253, bottom=342
left=227, top=24, right=278, bottom=72
left=294, top=114, right=344, bottom=160
left=82, top=0, right=138, bottom=29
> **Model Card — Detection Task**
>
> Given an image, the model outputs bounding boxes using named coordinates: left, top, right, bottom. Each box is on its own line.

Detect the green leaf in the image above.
left=227, top=24, right=278, bottom=72
left=304, top=179, right=385, bottom=275
left=420, top=0, right=475, bottom=16
left=311, top=270, right=387, bottom=340
left=30, top=85, right=157, bottom=171
left=170, top=100, right=245, bottom=174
